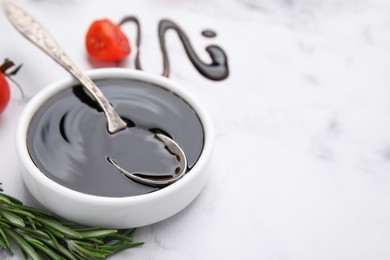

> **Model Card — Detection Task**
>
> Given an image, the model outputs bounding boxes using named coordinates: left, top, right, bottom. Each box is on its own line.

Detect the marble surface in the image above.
left=1, top=0, right=390, bottom=259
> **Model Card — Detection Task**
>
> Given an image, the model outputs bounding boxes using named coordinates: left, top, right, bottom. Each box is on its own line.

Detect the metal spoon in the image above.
left=2, top=0, right=126, bottom=133
left=108, top=133, right=188, bottom=188
left=2, top=0, right=188, bottom=187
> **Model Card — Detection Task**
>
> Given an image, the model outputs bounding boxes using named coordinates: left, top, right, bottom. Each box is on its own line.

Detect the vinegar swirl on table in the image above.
left=119, top=17, right=229, bottom=81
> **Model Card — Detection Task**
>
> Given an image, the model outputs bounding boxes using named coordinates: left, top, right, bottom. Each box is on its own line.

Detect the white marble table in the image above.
left=1, top=0, right=390, bottom=259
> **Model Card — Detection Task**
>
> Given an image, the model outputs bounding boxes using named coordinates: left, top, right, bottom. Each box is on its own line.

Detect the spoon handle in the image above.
left=2, top=0, right=127, bottom=133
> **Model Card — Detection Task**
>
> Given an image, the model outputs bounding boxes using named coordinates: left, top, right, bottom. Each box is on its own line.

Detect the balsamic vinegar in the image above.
left=27, top=78, right=204, bottom=197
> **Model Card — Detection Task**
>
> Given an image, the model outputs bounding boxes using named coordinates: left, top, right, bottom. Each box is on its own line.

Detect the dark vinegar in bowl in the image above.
left=27, top=78, right=204, bottom=197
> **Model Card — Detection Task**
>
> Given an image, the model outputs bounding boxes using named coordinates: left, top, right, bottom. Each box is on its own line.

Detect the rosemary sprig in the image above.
left=0, top=185, right=143, bottom=259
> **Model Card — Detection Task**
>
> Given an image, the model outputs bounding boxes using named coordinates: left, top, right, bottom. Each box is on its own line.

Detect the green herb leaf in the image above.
left=19, top=227, right=51, bottom=241
left=0, top=227, right=13, bottom=255
left=2, top=205, right=35, bottom=219
left=34, top=216, right=82, bottom=239
left=109, top=241, right=145, bottom=255
left=1, top=211, right=25, bottom=227
left=0, top=193, right=23, bottom=205
left=3, top=228, right=40, bottom=260
left=0, top=237, right=13, bottom=255
left=14, top=204, right=53, bottom=217
left=69, top=240, right=108, bottom=259
left=0, top=194, right=12, bottom=204
left=0, top=227, right=11, bottom=249
left=46, top=239, right=77, bottom=260
left=29, top=239, right=63, bottom=260
left=78, top=229, right=118, bottom=239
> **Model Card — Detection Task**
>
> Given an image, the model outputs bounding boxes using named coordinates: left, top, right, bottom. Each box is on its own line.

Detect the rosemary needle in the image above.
left=0, top=184, right=143, bottom=259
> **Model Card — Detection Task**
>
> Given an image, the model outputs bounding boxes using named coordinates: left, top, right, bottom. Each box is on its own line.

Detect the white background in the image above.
left=1, top=0, right=390, bottom=259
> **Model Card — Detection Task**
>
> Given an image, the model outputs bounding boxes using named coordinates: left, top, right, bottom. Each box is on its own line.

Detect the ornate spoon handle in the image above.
left=2, top=0, right=127, bottom=133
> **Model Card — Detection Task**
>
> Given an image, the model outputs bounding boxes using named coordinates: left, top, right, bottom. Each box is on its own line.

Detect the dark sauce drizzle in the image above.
left=201, top=30, right=217, bottom=38
left=119, top=16, right=229, bottom=81
left=118, top=16, right=142, bottom=71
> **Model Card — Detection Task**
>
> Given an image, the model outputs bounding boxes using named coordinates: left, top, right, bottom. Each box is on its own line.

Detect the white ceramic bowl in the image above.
left=16, top=69, right=213, bottom=228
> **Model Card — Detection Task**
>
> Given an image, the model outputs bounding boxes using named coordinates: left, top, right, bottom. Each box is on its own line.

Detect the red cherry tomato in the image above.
left=0, top=73, right=10, bottom=115
left=85, top=19, right=131, bottom=62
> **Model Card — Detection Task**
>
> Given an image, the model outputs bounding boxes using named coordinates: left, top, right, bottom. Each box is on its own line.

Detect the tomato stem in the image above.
left=0, top=58, right=15, bottom=74
left=0, top=58, right=24, bottom=98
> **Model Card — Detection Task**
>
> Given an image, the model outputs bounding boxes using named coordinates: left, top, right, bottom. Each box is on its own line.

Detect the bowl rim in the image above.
left=16, top=68, right=214, bottom=205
